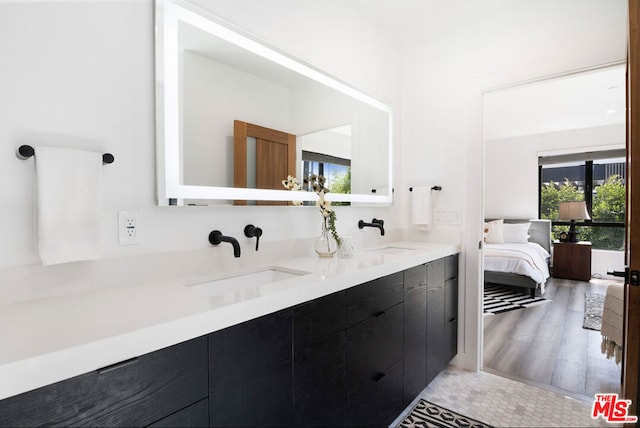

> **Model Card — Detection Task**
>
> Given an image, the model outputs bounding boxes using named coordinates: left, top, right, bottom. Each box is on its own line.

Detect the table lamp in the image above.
left=558, top=201, right=590, bottom=242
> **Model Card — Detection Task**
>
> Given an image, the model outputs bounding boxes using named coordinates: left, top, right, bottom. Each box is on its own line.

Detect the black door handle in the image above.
left=607, top=267, right=640, bottom=285
left=608, top=269, right=627, bottom=278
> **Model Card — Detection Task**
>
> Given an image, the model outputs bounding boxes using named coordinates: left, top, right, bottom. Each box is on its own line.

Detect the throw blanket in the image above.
left=484, top=243, right=551, bottom=291
left=601, top=282, right=624, bottom=364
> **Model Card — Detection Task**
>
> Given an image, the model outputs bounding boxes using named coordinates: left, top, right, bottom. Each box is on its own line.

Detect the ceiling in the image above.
left=483, top=64, right=626, bottom=141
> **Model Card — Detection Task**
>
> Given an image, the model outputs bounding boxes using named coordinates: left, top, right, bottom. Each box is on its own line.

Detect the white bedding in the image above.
left=484, top=242, right=551, bottom=291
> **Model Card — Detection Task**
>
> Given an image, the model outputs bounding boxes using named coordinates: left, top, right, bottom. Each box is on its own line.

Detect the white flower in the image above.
left=282, top=175, right=300, bottom=190
left=282, top=174, right=339, bottom=244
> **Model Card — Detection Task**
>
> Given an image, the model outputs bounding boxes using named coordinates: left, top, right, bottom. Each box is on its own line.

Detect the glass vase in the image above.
left=314, top=218, right=338, bottom=258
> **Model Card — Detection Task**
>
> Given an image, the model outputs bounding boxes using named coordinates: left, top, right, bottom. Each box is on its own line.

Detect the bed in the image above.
left=484, top=219, right=552, bottom=298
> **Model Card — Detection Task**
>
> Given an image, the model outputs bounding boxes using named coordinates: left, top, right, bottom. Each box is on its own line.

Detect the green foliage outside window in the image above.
left=540, top=175, right=625, bottom=250
left=329, top=168, right=351, bottom=206
left=329, top=167, right=351, bottom=195
left=540, top=178, right=584, bottom=220
left=592, top=175, right=625, bottom=222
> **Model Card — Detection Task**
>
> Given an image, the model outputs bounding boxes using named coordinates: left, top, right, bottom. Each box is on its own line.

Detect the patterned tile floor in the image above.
left=392, top=366, right=623, bottom=427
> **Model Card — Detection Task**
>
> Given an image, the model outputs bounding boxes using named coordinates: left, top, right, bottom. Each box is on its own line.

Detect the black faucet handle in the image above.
left=372, top=218, right=384, bottom=226
left=244, top=224, right=263, bottom=251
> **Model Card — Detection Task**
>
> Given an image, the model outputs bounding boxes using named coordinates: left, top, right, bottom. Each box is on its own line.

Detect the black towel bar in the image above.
left=17, top=145, right=114, bottom=165
left=409, top=186, right=442, bottom=191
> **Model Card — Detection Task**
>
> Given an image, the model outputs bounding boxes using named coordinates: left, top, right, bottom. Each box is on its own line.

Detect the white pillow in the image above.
left=484, top=219, right=504, bottom=244
left=503, top=222, right=531, bottom=243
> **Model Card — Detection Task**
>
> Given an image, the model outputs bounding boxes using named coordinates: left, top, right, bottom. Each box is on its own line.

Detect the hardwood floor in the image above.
left=483, top=277, right=621, bottom=401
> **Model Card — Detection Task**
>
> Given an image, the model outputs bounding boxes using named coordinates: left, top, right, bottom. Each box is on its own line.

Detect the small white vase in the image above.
left=337, top=235, right=354, bottom=258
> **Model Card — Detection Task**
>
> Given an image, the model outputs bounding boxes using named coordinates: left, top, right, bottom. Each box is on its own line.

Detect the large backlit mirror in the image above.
left=155, top=0, right=393, bottom=206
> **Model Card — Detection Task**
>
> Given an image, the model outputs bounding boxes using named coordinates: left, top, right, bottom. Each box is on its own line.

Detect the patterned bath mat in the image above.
left=583, top=292, right=605, bottom=330
left=398, top=399, right=493, bottom=428
left=483, top=285, right=550, bottom=315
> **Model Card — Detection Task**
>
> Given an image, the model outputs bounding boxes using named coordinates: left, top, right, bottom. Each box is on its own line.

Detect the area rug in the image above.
left=483, top=285, right=550, bottom=315
left=398, top=399, right=492, bottom=428
left=583, top=292, right=605, bottom=331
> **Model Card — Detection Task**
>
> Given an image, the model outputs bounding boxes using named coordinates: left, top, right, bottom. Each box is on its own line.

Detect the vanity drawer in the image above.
left=345, top=359, right=403, bottom=428
left=346, top=302, right=403, bottom=398
left=0, top=336, right=209, bottom=427
left=148, top=398, right=209, bottom=428
left=346, top=272, right=403, bottom=327
left=445, top=254, right=459, bottom=280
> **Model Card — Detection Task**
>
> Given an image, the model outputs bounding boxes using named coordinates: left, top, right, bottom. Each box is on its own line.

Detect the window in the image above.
left=301, top=150, right=351, bottom=206
left=539, top=150, right=626, bottom=250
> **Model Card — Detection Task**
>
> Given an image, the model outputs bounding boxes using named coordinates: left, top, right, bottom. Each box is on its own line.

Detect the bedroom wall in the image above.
left=484, top=124, right=625, bottom=219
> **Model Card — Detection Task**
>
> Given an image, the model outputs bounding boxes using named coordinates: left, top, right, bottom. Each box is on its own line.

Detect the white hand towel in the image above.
left=35, top=146, right=102, bottom=265
left=411, top=186, right=432, bottom=231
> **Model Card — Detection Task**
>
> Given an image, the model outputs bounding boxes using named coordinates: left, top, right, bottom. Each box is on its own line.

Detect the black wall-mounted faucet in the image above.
left=358, top=218, right=385, bottom=236
left=244, top=224, right=263, bottom=251
left=209, top=230, right=241, bottom=257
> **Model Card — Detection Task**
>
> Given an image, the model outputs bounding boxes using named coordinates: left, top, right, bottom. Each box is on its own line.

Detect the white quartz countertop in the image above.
left=0, top=240, right=459, bottom=400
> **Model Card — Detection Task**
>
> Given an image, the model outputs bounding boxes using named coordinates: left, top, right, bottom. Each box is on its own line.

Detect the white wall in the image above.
left=0, top=0, right=401, bottom=269
left=484, top=124, right=625, bottom=219
left=399, top=0, right=628, bottom=370
left=182, top=51, right=291, bottom=189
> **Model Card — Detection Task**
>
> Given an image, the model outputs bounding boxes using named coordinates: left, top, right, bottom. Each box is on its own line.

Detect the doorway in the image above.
left=480, top=64, right=626, bottom=400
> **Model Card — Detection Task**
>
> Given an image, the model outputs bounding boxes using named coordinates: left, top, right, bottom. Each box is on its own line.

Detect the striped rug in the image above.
left=483, top=284, right=550, bottom=315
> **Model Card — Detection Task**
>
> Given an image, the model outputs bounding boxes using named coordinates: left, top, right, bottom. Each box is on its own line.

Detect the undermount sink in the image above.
left=186, top=266, right=310, bottom=299
left=365, top=246, right=416, bottom=255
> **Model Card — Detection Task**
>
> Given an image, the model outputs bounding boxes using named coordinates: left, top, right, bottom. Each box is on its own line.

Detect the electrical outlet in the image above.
left=118, top=210, right=140, bottom=245
left=434, top=209, right=461, bottom=225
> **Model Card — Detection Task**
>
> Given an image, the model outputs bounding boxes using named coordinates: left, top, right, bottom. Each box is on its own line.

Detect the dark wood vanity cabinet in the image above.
left=208, top=309, right=293, bottom=428
left=0, top=254, right=459, bottom=428
left=0, top=336, right=209, bottom=428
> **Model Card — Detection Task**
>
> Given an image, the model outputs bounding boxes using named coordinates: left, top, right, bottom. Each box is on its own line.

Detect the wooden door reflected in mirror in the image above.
left=234, top=120, right=296, bottom=205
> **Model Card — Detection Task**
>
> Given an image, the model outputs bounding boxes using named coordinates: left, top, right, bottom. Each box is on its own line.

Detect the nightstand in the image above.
left=553, top=241, right=592, bottom=281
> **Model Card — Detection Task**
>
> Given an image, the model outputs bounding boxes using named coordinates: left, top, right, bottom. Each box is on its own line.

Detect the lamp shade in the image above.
left=558, top=201, right=591, bottom=221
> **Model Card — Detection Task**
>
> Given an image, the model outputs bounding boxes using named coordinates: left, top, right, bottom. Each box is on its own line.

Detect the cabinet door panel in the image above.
left=209, top=310, right=293, bottom=428
left=346, top=303, right=403, bottom=398
left=294, top=291, right=346, bottom=349
left=346, top=272, right=403, bottom=328
left=426, top=286, right=445, bottom=384
left=0, top=336, right=208, bottom=428
left=404, top=287, right=427, bottom=405
left=444, top=319, right=458, bottom=364
left=403, top=265, right=427, bottom=406
left=294, top=332, right=346, bottom=427
left=445, top=278, right=458, bottom=323
left=427, top=259, right=445, bottom=289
